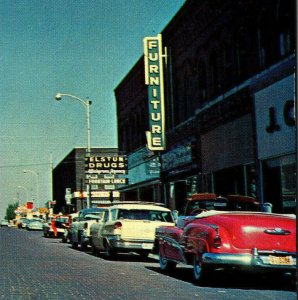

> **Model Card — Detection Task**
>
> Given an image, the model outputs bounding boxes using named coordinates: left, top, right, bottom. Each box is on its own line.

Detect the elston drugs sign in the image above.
left=144, top=34, right=166, bottom=151
left=85, top=156, right=128, bottom=174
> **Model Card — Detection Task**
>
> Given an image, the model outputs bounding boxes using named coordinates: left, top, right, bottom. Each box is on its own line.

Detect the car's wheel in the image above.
left=91, top=244, right=100, bottom=256
left=104, top=241, right=116, bottom=259
left=68, top=233, right=72, bottom=244
left=70, top=235, right=78, bottom=249
left=80, top=241, right=87, bottom=251
left=139, top=251, right=150, bottom=259
left=159, top=249, right=176, bottom=271
left=193, top=254, right=208, bottom=283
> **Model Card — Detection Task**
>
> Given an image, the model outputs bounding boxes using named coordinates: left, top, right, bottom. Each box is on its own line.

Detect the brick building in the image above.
left=115, top=0, right=295, bottom=213
left=53, top=147, right=120, bottom=213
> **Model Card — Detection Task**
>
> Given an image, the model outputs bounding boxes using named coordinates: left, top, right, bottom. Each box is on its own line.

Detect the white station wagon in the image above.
left=90, top=202, right=175, bottom=258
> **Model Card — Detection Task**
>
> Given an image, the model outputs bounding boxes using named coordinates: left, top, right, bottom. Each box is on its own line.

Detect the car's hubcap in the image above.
left=159, top=251, right=167, bottom=269
left=193, top=256, right=202, bottom=280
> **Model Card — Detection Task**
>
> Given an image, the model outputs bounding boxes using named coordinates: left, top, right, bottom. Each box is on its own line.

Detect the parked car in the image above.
left=183, top=193, right=260, bottom=216
left=70, top=208, right=107, bottom=250
left=43, top=215, right=69, bottom=238
left=156, top=210, right=296, bottom=284
left=177, top=193, right=262, bottom=228
left=90, top=202, right=175, bottom=258
left=21, top=218, right=32, bottom=229
left=0, top=219, right=9, bottom=227
left=16, top=217, right=27, bottom=229
left=26, top=218, right=44, bottom=231
left=61, top=213, right=78, bottom=243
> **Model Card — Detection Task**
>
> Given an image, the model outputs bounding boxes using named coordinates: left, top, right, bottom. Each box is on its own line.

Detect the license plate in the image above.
left=269, top=255, right=293, bottom=265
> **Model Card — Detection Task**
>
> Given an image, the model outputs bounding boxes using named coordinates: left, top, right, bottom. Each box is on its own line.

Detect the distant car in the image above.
left=21, top=218, right=31, bottom=229
left=26, top=218, right=44, bottom=231
left=0, top=219, right=9, bottom=227
left=43, top=215, right=69, bottom=238
left=90, top=202, right=175, bottom=258
left=16, top=217, right=27, bottom=229
left=70, top=208, right=107, bottom=250
left=61, top=213, right=78, bottom=243
left=156, top=210, right=296, bottom=284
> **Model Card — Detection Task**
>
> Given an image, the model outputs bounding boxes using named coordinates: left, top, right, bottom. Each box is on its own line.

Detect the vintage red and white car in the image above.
left=156, top=210, right=296, bottom=283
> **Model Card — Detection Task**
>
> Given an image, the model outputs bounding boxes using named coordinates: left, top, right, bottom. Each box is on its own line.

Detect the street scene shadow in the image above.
left=146, top=266, right=296, bottom=292
left=90, top=251, right=157, bottom=263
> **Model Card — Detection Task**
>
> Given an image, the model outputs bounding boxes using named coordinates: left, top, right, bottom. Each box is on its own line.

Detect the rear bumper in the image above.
left=80, top=230, right=90, bottom=244
left=27, top=226, right=43, bottom=231
left=202, top=250, right=296, bottom=271
left=108, top=237, right=154, bottom=251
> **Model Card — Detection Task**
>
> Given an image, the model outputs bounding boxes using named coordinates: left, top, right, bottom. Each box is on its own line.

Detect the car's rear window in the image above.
left=117, top=209, right=173, bottom=222
left=186, top=200, right=228, bottom=215
left=56, top=218, right=68, bottom=223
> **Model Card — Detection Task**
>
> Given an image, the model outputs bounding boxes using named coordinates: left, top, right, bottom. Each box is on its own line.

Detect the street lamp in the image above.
left=23, top=169, right=39, bottom=207
left=55, top=92, right=92, bottom=208
left=17, top=185, right=29, bottom=204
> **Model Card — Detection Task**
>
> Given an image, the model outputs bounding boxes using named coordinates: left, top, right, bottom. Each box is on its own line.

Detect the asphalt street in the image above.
left=0, top=227, right=296, bottom=300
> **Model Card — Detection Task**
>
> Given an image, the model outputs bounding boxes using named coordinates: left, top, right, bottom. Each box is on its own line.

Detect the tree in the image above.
left=6, top=202, right=18, bottom=221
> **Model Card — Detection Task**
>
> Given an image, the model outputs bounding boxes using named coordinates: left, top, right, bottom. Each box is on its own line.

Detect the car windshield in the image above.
left=84, top=212, right=104, bottom=220
left=117, top=209, right=173, bottom=222
left=186, top=200, right=228, bottom=215
left=32, top=219, right=43, bottom=223
left=55, top=217, right=68, bottom=223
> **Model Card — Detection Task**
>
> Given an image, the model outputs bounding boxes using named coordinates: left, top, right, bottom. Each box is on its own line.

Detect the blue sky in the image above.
left=0, top=0, right=185, bottom=218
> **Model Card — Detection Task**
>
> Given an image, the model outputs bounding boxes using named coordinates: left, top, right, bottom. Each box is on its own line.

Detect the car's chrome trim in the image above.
left=264, top=228, right=291, bottom=235
left=202, top=252, right=297, bottom=269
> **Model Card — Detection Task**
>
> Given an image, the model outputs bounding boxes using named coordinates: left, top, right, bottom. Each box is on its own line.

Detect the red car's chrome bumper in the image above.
left=202, top=249, right=296, bottom=270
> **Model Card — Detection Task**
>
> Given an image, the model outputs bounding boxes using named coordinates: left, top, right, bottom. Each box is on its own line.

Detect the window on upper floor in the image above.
left=197, top=61, right=207, bottom=107
left=257, top=0, right=294, bottom=69
left=222, top=43, right=233, bottom=90
left=278, top=0, right=295, bottom=57
left=209, top=50, right=219, bottom=98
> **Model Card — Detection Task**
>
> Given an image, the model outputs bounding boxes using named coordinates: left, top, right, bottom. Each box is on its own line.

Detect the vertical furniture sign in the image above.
left=144, top=34, right=166, bottom=151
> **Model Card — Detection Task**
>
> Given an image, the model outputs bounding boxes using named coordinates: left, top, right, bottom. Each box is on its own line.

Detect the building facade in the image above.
left=115, top=0, right=296, bottom=214
left=52, top=147, right=120, bottom=213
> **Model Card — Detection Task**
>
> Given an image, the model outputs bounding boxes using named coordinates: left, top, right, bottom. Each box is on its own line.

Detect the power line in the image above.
left=0, top=162, right=51, bottom=169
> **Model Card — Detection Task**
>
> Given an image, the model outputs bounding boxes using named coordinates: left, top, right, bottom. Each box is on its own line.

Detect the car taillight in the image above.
left=114, top=222, right=122, bottom=229
left=84, top=223, right=88, bottom=229
left=213, top=236, right=222, bottom=248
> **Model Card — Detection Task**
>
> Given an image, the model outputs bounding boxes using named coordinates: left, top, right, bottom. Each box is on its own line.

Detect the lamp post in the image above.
left=17, top=185, right=29, bottom=204
left=55, top=92, right=92, bottom=208
left=23, top=169, right=39, bottom=207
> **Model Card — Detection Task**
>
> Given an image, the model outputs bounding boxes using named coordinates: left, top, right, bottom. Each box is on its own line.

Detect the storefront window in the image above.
left=245, top=164, right=257, bottom=198
left=262, top=154, right=296, bottom=214
left=197, top=173, right=213, bottom=193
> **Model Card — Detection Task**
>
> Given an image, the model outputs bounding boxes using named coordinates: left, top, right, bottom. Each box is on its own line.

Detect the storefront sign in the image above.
left=144, top=34, right=166, bottom=151
left=73, top=191, right=120, bottom=198
left=161, top=142, right=193, bottom=171
left=85, top=156, right=127, bottom=174
left=255, top=75, right=295, bottom=160
left=86, top=178, right=127, bottom=185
